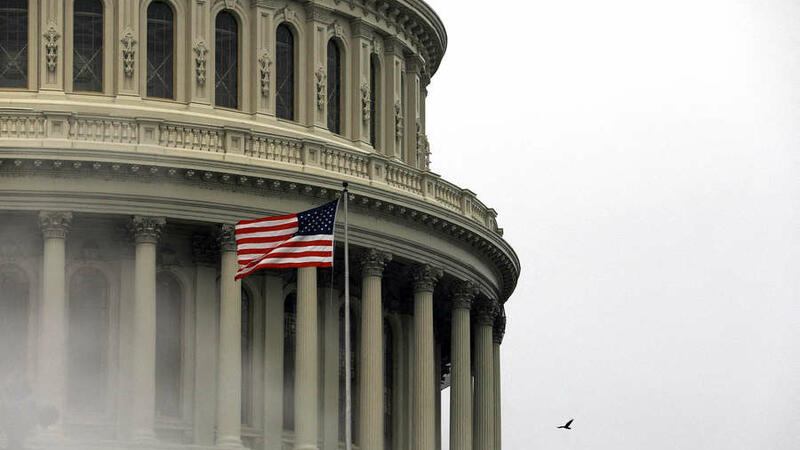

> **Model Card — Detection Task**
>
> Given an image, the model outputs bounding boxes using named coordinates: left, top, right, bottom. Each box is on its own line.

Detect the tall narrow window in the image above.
left=0, top=266, right=28, bottom=380
left=156, top=273, right=182, bottom=418
left=147, top=1, right=174, bottom=99
left=215, top=11, right=238, bottom=109
left=0, top=0, right=28, bottom=88
left=241, top=287, right=253, bottom=425
left=68, top=267, right=109, bottom=413
left=326, top=39, right=342, bottom=134
left=275, top=23, right=294, bottom=120
left=73, top=0, right=103, bottom=92
left=283, top=294, right=297, bottom=431
left=369, top=55, right=379, bottom=148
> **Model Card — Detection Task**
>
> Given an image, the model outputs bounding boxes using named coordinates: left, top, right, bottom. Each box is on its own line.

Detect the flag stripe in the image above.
left=236, top=214, right=297, bottom=227
left=236, top=227, right=300, bottom=240
left=235, top=222, right=300, bottom=234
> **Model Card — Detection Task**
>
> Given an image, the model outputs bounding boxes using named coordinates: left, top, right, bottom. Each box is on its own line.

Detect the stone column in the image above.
left=411, top=264, right=442, bottom=450
left=383, top=37, right=404, bottom=158
left=403, top=56, right=421, bottom=167
left=358, top=250, right=392, bottom=450
left=450, top=281, right=477, bottom=450
left=263, top=271, right=286, bottom=450
left=493, top=311, right=506, bottom=450
left=473, top=298, right=498, bottom=450
left=130, top=216, right=166, bottom=441
left=434, top=340, right=442, bottom=450
left=322, top=277, right=342, bottom=450
left=36, top=211, right=72, bottom=440
left=191, top=234, right=220, bottom=446
left=216, top=224, right=243, bottom=448
left=295, top=267, right=319, bottom=450
left=400, top=309, right=414, bottom=450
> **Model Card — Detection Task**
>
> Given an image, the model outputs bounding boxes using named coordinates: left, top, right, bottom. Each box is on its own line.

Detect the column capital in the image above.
left=191, top=233, right=219, bottom=267
left=217, top=224, right=237, bottom=253
left=451, top=280, right=478, bottom=310
left=493, top=308, right=506, bottom=344
left=411, top=264, right=442, bottom=293
left=39, top=211, right=73, bottom=239
left=473, top=297, right=499, bottom=326
left=130, top=216, right=166, bottom=244
left=359, top=248, right=392, bottom=278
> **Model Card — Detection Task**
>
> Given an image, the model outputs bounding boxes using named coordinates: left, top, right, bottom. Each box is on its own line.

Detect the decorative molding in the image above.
left=360, top=82, right=370, bottom=122
left=315, top=66, right=327, bottom=110
left=223, top=0, right=240, bottom=9
left=328, top=20, right=344, bottom=38
left=371, top=35, right=382, bottom=54
left=258, top=49, right=272, bottom=98
left=359, top=248, right=392, bottom=278
left=193, top=40, right=209, bottom=86
left=451, top=280, right=478, bottom=310
left=274, top=6, right=297, bottom=23
left=493, top=306, right=506, bottom=344
left=411, top=263, right=442, bottom=293
left=473, top=296, right=499, bottom=326
left=394, top=100, right=403, bottom=139
left=120, top=28, right=137, bottom=77
left=43, top=23, right=60, bottom=72
left=129, top=216, right=165, bottom=244
left=39, top=211, right=73, bottom=240
left=217, top=223, right=237, bottom=252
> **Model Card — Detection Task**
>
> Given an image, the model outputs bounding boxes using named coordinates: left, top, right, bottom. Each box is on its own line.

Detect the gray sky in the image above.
left=424, top=0, right=800, bottom=448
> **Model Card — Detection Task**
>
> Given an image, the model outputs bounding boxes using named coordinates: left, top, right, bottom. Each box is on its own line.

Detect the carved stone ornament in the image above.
left=193, top=40, right=209, bottom=86
left=43, top=23, right=60, bottom=72
left=39, top=211, right=73, bottom=240
left=452, top=280, right=478, bottom=310
left=120, top=28, right=137, bottom=77
left=129, top=216, right=166, bottom=244
left=274, top=6, right=297, bottom=23
left=360, top=249, right=392, bottom=278
left=493, top=308, right=506, bottom=344
left=328, top=21, right=344, bottom=38
left=416, top=119, right=431, bottom=170
left=411, top=264, right=442, bottom=293
left=192, top=233, right=219, bottom=266
left=224, top=0, right=239, bottom=8
left=371, top=36, right=383, bottom=54
left=315, top=66, right=327, bottom=110
left=259, top=49, right=272, bottom=98
left=473, top=297, right=500, bottom=326
left=217, top=223, right=237, bottom=252
left=360, top=82, right=370, bottom=122
left=394, top=100, right=404, bottom=139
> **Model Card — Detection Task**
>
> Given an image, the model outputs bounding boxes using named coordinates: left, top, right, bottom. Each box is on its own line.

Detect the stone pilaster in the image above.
left=189, top=0, right=211, bottom=105
left=130, top=215, right=165, bottom=442
left=383, top=38, right=405, bottom=158
left=403, top=56, right=422, bottom=167
left=216, top=224, right=243, bottom=447
left=305, top=4, right=330, bottom=130
left=36, top=211, right=72, bottom=441
left=473, top=297, right=499, bottom=450
left=350, top=19, right=372, bottom=146
left=450, top=281, right=477, bottom=450
left=295, top=266, right=319, bottom=449
left=263, top=271, right=286, bottom=450
left=358, top=249, right=392, bottom=450
left=39, top=0, right=64, bottom=91
left=411, top=264, right=442, bottom=450
left=493, top=311, right=506, bottom=450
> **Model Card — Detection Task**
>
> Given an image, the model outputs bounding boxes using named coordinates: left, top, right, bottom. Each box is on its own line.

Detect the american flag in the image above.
left=234, top=200, right=339, bottom=279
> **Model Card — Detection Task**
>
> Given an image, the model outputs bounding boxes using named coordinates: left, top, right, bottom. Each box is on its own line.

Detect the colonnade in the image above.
left=32, top=211, right=505, bottom=450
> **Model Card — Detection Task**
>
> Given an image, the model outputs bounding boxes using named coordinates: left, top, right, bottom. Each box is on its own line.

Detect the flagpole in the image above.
left=342, top=181, right=352, bottom=450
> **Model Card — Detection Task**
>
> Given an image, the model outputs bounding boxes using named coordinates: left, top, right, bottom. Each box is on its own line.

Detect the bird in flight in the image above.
left=557, top=419, right=574, bottom=430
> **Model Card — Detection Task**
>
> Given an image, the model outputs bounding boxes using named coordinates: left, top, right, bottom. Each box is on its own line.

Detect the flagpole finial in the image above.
left=342, top=181, right=348, bottom=190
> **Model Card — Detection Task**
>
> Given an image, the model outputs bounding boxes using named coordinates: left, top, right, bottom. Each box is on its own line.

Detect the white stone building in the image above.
left=0, top=1, right=519, bottom=449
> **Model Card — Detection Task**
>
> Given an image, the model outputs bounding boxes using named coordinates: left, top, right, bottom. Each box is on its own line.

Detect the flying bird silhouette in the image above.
left=557, top=419, right=574, bottom=430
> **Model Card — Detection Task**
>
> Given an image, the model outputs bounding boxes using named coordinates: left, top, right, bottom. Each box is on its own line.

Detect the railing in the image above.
left=0, top=111, right=501, bottom=235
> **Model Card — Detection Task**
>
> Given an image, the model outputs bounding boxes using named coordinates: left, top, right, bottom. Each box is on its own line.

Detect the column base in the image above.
left=215, top=435, right=244, bottom=448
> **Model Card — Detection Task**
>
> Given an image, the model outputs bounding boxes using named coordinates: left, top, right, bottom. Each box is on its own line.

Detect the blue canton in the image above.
left=296, top=200, right=338, bottom=236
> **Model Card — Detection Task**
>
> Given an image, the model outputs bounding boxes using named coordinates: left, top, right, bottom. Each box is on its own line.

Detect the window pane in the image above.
left=215, top=11, right=238, bottom=109
left=275, top=24, right=294, bottom=120
left=369, top=55, right=378, bottom=148
left=68, top=267, right=108, bottom=413
left=0, top=0, right=28, bottom=88
left=0, top=266, right=28, bottom=380
left=73, top=0, right=103, bottom=92
left=156, top=273, right=182, bottom=418
left=147, top=1, right=174, bottom=99
left=327, top=40, right=341, bottom=134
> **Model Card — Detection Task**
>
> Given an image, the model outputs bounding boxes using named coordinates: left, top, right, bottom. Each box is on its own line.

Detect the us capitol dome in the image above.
left=0, top=1, right=519, bottom=449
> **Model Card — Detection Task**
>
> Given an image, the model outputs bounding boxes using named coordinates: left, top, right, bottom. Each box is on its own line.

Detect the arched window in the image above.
left=146, top=1, right=174, bottom=99
left=383, top=322, right=394, bottom=449
left=68, top=267, right=108, bottom=412
left=156, top=272, right=182, bottom=418
left=215, top=11, right=238, bottom=109
left=327, top=39, right=342, bottom=134
left=241, top=286, right=253, bottom=425
left=73, top=0, right=103, bottom=92
left=0, top=0, right=28, bottom=88
left=275, top=23, right=295, bottom=120
left=283, top=293, right=297, bottom=431
left=0, top=266, right=28, bottom=379
left=369, top=54, right=380, bottom=148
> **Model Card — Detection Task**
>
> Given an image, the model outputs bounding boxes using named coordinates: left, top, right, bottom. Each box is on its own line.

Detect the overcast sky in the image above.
left=423, top=1, right=800, bottom=449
